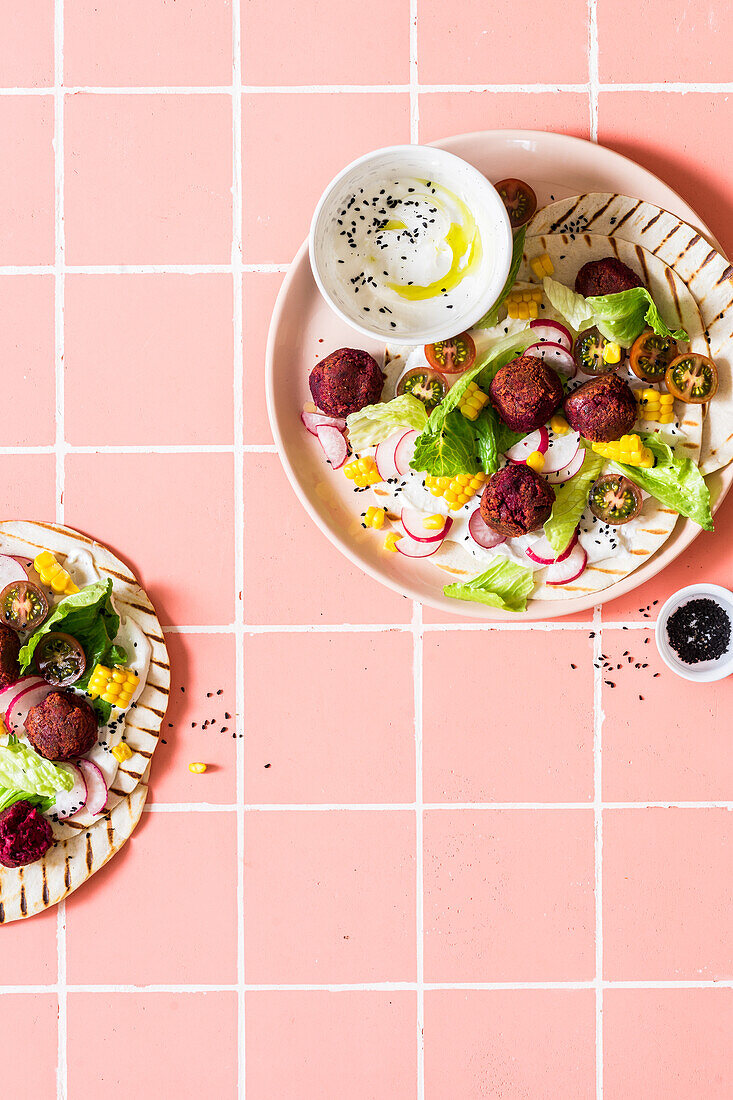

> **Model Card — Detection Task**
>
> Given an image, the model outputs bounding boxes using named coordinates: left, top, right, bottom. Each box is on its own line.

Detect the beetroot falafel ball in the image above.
left=489, top=354, right=563, bottom=433
left=574, top=257, right=644, bottom=298
left=564, top=374, right=637, bottom=443
left=25, top=690, right=98, bottom=762
left=480, top=464, right=556, bottom=538
left=309, top=347, right=385, bottom=418
left=0, top=800, right=53, bottom=867
left=0, top=623, right=20, bottom=691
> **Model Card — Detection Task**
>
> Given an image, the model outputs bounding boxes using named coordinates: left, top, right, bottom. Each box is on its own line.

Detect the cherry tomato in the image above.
left=425, top=332, right=476, bottom=374
left=630, top=330, right=678, bottom=383
left=573, top=326, right=618, bottom=375
left=493, top=178, right=538, bottom=228
left=396, top=367, right=447, bottom=411
left=0, top=581, right=49, bottom=631
left=35, top=631, right=86, bottom=686
left=588, top=474, right=643, bottom=526
left=665, top=353, right=718, bottom=403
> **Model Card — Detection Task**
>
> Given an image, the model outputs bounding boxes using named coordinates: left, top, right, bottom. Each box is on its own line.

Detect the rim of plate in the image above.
left=266, top=129, right=732, bottom=620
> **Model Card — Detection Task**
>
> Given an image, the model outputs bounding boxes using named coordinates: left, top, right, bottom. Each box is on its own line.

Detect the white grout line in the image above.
left=592, top=604, right=604, bottom=1100
left=409, top=0, right=419, bottom=145
left=588, top=0, right=600, bottom=141
left=413, top=600, right=425, bottom=1100
left=4, top=82, right=733, bottom=96
left=0, top=263, right=287, bottom=274
left=160, top=620, right=658, bottom=634
left=141, top=801, right=733, bottom=813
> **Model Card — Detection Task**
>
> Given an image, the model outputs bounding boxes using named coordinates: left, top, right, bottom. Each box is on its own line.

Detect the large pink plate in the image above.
left=266, top=129, right=731, bottom=620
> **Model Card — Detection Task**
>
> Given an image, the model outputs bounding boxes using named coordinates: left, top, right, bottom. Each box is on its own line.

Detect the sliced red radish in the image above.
left=544, top=543, right=588, bottom=585
left=315, top=424, right=348, bottom=469
left=46, top=763, right=87, bottom=821
left=525, top=527, right=579, bottom=565
left=401, top=508, right=452, bottom=543
left=542, top=431, right=580, bottom=474
left=301, top=410, right=346, bottom=435
left=375, top=430, right=405, bottom=481
left=5, top=677, right=50, bottom=733
left=394, top=430, right=418, bottom=475
left=396, top=533, right=442, bottom=558
left=546, top=447, right=586, bottom=484
left=72, top=758, right=108, bottom=817
left=505, top=426, right=549, bottom=463
left=0, top=675, right=35, bottom=714
left=527, top=341, right=576, bottom=378
left=0, top=554, right=29, bottom=591
left=86, top=741, right=119, bottom=788
left=468, top=508, right=506, bottom=549
left=529, top=319, right=572, bottom=351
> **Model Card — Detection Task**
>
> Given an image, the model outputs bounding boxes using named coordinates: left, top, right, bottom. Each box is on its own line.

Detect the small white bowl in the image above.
left=655, top=583, right=733, bottom=682
left=309, top=144, right=513, bottom=346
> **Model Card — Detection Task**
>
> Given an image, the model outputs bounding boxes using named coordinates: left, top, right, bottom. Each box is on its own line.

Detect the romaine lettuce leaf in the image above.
left=544, top=277, right=688, bottom=347
left=345, top=394, right=428, bottom=451
left=476, top=226, right=527, bottom=328
left=543, top=277, right=593, bottom=333
left=543, top=448, right=605, bottom=554
left=0, top=734, right=73, bottom=800
left=444, top=557, right=534, bottom=611
left=410, top=408, right=479, bottom=477
left=610, top=434, right=713, bottom=530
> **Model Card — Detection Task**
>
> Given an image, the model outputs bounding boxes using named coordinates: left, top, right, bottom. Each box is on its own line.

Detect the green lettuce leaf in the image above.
left=544, top=448, right=605, bottom=554
left=476, top=225, right=527, bottom=328
left=444, top=557, right=534, bottom=611
left=542, top=276, right=593, bottom=333
left=0, top=734, right=73, bottom=800
left=410, top=408, right=479, bottom=477
left=345, top=394, right=428, bottom=451
left=544, top=277, right=688, bottom=347
left=610, top=434, right=713, bottom=531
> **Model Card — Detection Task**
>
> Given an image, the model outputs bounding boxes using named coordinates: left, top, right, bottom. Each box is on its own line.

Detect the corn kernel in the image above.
left=422, top=514, right=445, bottom=530
left=526, top=450, right=545, bottom=472
left=189, top=762, right=208, bottom=774
left=507, top=303, right=520, bottom=319
left=659, top=413, right=675, bottom=423
left=363, top=506, right=386, bottom=530
left=87, top=663, right=140, bottom=711
left=531, top=253, right=554, bottom=279
left=528, top=301, right=539, bottom=318
left=659, top=393, right=674, bottom=405
left=550, top=415, right=570, bottom=435
left=111, top=742, right=134, bottom=764
left=343, top=454, right=381, bottom=488
left=602, top=341, right=622, bottom=364
left=383, top=532, right=400, bottom=552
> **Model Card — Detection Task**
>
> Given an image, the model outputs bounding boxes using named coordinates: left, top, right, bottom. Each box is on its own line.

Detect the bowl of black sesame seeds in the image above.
left=655, top=583, right=733, bottom=682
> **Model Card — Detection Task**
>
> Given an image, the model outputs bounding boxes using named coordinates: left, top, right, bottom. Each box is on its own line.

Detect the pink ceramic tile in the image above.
left=64, top=452, right=235, bottom=627
left=244, top=631, right=414, bottom=804
left=419, top=0, right=588, bottom=84
left=0, top=454, right=56, bottom=517
left=0, top=97, right=54, bottom=264
left=242, top=271, right=283, bottom=445
left=150, top=632, right=237, bottom=805
left=65, top=274, right=234, bottom=446
left=246, top=991, right=417, bottom=1100
left=0, top=995, right=57, bottom=1096
left=66, top=811, right=237, bottom=984
left=241, top=0, right=409, bottom=86
left=0, top=907, right=57, bottom=983
left=604, top=988, right=733, bottom=1099
left=244, top=810, right=416, bottom=983
left=603, top=808, right=733, bottom=980
left=599, top=0, right=733, bottom=82
left=0, top=0, right=54, bottom=86
left=601, top=628, right=733, bottom=802
left=0, top=276, right=54, bottom=444
left=424, top=989, right=595, bottom=1099
left=418, top=91, right=590, bottom=146
left=68, top=992, right=238, bottom=1096
left=424, top=810, right=595, bottom=981
left=65, top=94, right=232, bottom=264
left=243, top=453, right=412, bottom=624
left=65, top=0, right=232, bottom=87
left=423, top=630, right=594, bottom=802
left=598, top=92, right=733, bottom=262
left=242, top=93, right=410, bottom=262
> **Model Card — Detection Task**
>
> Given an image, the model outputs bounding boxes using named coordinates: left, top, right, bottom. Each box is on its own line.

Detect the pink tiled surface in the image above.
left=0, top=3, right=732, bottom=1099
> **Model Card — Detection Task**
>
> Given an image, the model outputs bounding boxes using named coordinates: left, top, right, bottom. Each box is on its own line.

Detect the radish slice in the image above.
left=527, top=341, right=576, bottom=378
left=315, top=424, right=348, bottom=469
left=46, top=763, right=87, bottom=821
left=546, top=447, right=586, bottom=484
left=301, top=410, right=346, bottom=435
left=396, top=533, right=442, bottom=558
left=73, top=758, right=108, bottom=817
left=505, top=426, right=549, bottom=463
left=544, top=543, right=588, bottom=585
left=5, top=677, right=50, bottom=733
left=525, top=528, right=579, bottom=565
left=542, top=431, right=580, bottom=474
left=394, top=430, right=418, bottom=475
left=529, top=319, right=572, bottom=351
left=86, top=741, right=120, bottom=789
left=401, top=508, right=452, bottom=543
left=0, top=555, right=29, bottom=591
left=468, top=508, right=506, bottom=549
left=0, top=675, right=35, bottom=715
left=375, top=430, right=405, bottom=481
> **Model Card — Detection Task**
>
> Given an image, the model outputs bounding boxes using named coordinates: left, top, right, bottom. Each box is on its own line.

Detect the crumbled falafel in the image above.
left=0, top=800, right=53, bottom=868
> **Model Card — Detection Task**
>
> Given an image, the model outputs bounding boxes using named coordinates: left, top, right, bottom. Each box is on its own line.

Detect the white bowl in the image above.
left=308, top=144, right=513, bottom=346
left=655, top=583, right=733, bottom=682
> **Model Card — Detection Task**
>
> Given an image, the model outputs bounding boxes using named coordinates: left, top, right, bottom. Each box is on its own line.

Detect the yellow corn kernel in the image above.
left=189, top=762, right=208, bottom=774
left=659, top=413, right=675, bottom=424
left=422, top=514, right=445, bottom=530
left=111, top=742, right=134, bottom=764
left=642, top=388, right=659, bottom=402
left=458, top=382, right=490, bottom=422
left=550, top=414, right=570, bottom=435
left=602, top=341, right=622, bottom=364
left=33, top=550, right=79, bottom=596
left=506, top=302, right=520, bottom=319
left=526, top=450, right=545, bottom=472
left=383, top=531, right=400, bottom=552
left=659, top=393, right=674, bottom=406
left=343, top=455, right=381, bottom=488
left=363, top=506, right=385, bottom=530
left=528, top=301, right=539, bottom=319
left=531, top=253, right=554, bottom=279
left=87, top=663, right=140, bottom=711
left=592, top=434, right=654, bottom=468
left=517, top=302, right=529, bottom=320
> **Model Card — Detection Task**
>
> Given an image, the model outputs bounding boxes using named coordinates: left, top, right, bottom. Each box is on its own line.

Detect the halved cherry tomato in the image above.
left=396, top=367, right=447, bottom=411
left=573, top=326, right=618, bottom=375
left=0, top=581, right=48, bottom=631
left=493, top=178, right=537, bottom=229
left=630, top=329, right=678, bottom=383
left=425, top=332, right=476, bottom=374
left=588, top=474, right=643, bottom=526
left=35, top=631, right=86, bottom=686
left=665, top=353, right=718, bottom=403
